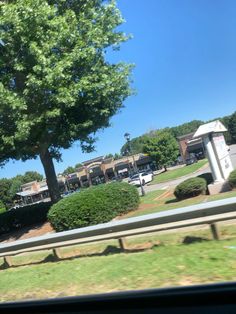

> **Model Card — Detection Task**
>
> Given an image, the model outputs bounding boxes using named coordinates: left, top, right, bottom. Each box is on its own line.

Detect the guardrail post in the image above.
left=210, top=223, right=220, bottom=240
left=118, top=238, right=128, bottom=251
left=52, top=248, right=63, bottom=260
left=3, top=256, right=13, bottom=268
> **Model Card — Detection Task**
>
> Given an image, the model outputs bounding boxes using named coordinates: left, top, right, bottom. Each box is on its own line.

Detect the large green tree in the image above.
left=0, top=178, right=12, bottom=208
left=21, top=171, right=43, bottom=183
left=143, top=131, right=179, bottom=171
left=0, top=0, right=132, bottom=203
left=120, top=135, right=149, bottom=155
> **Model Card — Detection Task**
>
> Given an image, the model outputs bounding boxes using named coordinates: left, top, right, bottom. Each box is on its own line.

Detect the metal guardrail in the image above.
left=1, top=196, right=236, bottom=266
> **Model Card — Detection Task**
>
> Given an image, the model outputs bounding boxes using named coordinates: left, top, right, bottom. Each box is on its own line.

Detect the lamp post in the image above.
left=124, top=133, right=145, bottom=196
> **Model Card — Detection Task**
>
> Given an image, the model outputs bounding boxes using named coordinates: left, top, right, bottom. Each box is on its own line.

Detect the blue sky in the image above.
left=1, top=0, right=236, bottom=178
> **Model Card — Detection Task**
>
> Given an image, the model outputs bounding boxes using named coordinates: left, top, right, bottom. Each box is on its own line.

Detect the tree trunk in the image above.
left=164, top=165, right=167, bottom=172
left=39, top=148, right=61, bottom=204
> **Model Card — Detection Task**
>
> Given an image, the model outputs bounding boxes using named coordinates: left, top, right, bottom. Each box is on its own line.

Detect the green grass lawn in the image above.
left=140, top=190, right=166, bottom=204
left=0, top=179, right=235, bottom=302
left=151, top=159, right=208, bottom=185
left=0, top=224, right=236, bottom=302
left=125, top=189, right=236, bottom=218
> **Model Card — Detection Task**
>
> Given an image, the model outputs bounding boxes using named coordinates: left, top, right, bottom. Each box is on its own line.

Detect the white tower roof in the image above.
left=193, top=120, right=227, bottom=138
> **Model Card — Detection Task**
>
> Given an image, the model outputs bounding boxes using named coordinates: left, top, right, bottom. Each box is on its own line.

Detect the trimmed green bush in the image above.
left=0, top=202, right=52, bottom=235
left=228, top=169, right=236, bottom=188
left=48, top=182, right=140, bottom=232
left=197, top=172, right=213, bottom=185
left=174, top=177, right=207, bottom=200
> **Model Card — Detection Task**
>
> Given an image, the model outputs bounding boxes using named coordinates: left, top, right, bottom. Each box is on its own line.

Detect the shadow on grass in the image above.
left=182, top=236, right=209, bottom=245
left=165, top=198, right=179, bottom=204
left=0, top=223, right=52, bottom=243
left=0, top=244, right=157, bottom=270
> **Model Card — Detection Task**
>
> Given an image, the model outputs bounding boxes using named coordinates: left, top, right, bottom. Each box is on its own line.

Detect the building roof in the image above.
left=187, top=137, right=203, bottom=146
left=16, top=186, right=48, bottom=197
left=193, top=120, right=227, bottom=138
left=177, top=132, right=195, bottom=140
left=21, top=181, right=38, bottom=188
left=82, top=156, right=104, bottom=166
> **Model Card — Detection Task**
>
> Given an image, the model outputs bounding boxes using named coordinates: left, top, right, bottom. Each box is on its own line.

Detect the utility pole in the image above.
left=124, top=133, right=145, bottom=196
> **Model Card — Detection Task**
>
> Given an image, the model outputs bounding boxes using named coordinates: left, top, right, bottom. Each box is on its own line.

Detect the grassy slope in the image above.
left=0, top=181, right=235, bottom=302
left=151, top=159, right=208, bottom=185
left=0, top=226, right=236, bottom=302
left=126, top=190, right=236, bottom=218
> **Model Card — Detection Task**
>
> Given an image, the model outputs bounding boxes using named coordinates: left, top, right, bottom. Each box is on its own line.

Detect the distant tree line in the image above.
left=62, top=163, right=83, bottom=176
left=0, top=171, right=43, bottom=210
left=120, top=111, right=236, bottom=156
left=104, top=153, right=123, bottom=160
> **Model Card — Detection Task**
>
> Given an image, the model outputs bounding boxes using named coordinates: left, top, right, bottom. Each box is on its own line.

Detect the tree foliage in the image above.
left=113, top=153, right=122, bottom=160
left=104, top=152, right=122, bottom=160
left=75, top=163, right=83, bottom=169
left=104, top=153, right=114, bottom=159
left=228, top=112, right=236, bottom=144
left=0, top=200, right=6, bottom=214
left=0, top=0, right=133, bottom=203
left=62, top=163, right=83, bottom=175
left=120, top=113, right=236, bottom=156
left=0, top=178, right=12, bottom=208
left=0, top=171, right=43, bottom=208
left=143, top=131, right=179, bottom=170
left=62, top=166, right=77, bottom=176
left=121, top=135, right=149, bottom=155
left=20, top=171, right=43, bottom=183
left=169, top=120, right=203, bottom=138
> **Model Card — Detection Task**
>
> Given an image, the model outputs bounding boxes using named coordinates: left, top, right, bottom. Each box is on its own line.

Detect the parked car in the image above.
left=61, top=190, right=75, bottom=198
left=139, top=168, right=154, bottom=175
left=185, top=157, right=198, bottom=165
left=110, top=176, right=123, bottom=182
left=128, top=172, right=153, bottom=186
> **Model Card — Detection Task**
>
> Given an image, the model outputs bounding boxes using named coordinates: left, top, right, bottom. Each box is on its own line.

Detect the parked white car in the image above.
left=128, top=172, right=153, bottom=186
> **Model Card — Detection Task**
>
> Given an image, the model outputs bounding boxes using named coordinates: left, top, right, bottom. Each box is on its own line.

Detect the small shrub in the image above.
left=48, top=182, right=140, bottom=232
left=228, top=169, right=236, bottom=188
left=197, top=172, right=213, bottom=185
left=174, top=177, right=207, bottom=200
left=0, top=202, right=52, bottom=235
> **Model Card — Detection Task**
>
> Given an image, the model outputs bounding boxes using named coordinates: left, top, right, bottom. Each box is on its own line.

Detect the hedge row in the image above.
left=48, top=182, right=140, bottom=232
left=0, top=202, right=51, bottom=235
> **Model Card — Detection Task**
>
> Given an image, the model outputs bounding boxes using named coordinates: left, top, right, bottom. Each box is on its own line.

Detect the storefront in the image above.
left=136, top=155, right=155, bottom=171
left=115, top=161, right=133, bottom=178
left=88, top=166, right=106, bottom=185
left=66, top=174, right=81, bottom=191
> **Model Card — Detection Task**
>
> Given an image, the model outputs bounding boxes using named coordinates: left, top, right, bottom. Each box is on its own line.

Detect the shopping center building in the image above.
left=16, top=154, right=154, bottom=205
